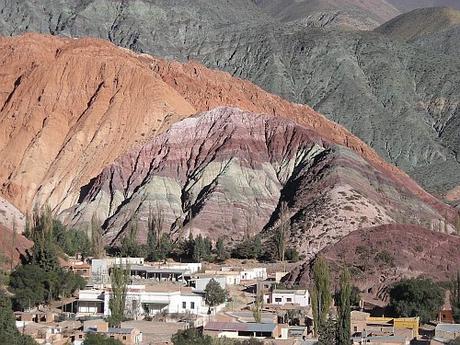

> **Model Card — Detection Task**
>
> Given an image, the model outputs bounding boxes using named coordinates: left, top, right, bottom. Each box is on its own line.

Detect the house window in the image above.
left=182, top=301, right=187, bottom=309
left=123, top=336, right=127, bottom=340
left=275, top=298, right=282, bottom=302
left=286, top=298, right=292, bottom=302
left=191, top=302, right=195, bottom=309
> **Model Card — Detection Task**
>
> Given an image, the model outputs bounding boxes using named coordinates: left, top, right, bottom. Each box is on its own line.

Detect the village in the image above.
left=9, top=254, right=460, bottom=345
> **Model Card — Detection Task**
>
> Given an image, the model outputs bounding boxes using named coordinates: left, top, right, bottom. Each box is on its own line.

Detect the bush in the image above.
left=172, top=328, right=213, bottom=345
left=83, top=333, right=123, bottom=345
left=285, top=247, right=300, bottom=262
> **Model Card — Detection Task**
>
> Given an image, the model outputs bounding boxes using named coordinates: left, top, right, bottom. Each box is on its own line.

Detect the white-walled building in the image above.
left=240, top=267, right=267, bottom=281
left=190, top=275, right=227, bottom=292
left=264, top=289, right=310, bottom=307
left=77, top=285, right=214, bottom=318
left=91, top=258, right=145, bottom=284
left=204, top=270, right=241, bottom=285
left=91, top=258, right=201, bottom=284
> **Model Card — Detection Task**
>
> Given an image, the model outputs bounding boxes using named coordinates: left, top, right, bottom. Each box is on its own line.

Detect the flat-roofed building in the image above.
left=189, top=275, right=227, bottom=292
left=204, top=270, right=241, bottom=285
left=431, top=324, right=460, bottom=344
left=74, top=320, right=142, bottom=345
left=77, top=285, right=214, bottom=318
left=204, top=321, right=288, bottom=339
left=264, top=289, right=310, bottom=307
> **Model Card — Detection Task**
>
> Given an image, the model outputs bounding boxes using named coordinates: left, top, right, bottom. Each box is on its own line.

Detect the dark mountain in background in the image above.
left=386, top=0, right=460, bottom=11
left=252, top=0, right=400, bottom=30
left=0, top=1, right=458, bottom=199
left=376, top=7, right=460, bottom=56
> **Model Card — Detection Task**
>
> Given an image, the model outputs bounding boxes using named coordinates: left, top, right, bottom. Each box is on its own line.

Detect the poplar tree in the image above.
left=108, top=265, right=130, bottom=327
left=337, top=268, right=352, bottom=345
left=451, top=272, right=460, bottom=323
left=91, top=214, right=105, bottom=259
left=274, top=202, right=290, bottom=261
left=311, top=256, right=332, bottom=337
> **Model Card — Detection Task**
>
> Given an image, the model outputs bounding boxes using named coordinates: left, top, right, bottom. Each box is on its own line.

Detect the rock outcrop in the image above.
left=287, top=224, right=460, bottom=299
left=62, top=108, right=454, bottom=261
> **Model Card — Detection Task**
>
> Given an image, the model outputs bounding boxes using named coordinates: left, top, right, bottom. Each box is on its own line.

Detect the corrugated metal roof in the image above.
left=205, top=322, right=276, bottom=333
left=436, top=323, right=460, bottom=333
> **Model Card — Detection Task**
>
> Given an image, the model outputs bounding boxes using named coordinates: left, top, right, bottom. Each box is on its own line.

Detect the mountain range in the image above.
left=0, top=1, right=459, bottom=198
left=0, top=1, right=459, bottom=294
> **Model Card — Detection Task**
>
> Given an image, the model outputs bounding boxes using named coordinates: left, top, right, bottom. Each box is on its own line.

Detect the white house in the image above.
left=91, top=258, right=145, bottom=284
left=204, top=270, right=241, bottom=285
left=264, top=289, right=310, bottom=307
left=190, top=275, right=227, bottom=292
left=77, top=285, right=215, bottom=318
left=240, top=267, right=267, bottom=281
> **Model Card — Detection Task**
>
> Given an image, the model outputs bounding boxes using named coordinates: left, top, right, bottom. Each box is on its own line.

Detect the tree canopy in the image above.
left=0, top=291, right=37, bottom=345
left=389, top=278, right=444, bottom=323
left=204, top=279, right=227, bottom=307
left=83, top=333, right=123, bottom=345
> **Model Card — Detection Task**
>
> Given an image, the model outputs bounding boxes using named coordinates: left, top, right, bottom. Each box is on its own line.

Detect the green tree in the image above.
left=252, top=290, right=263, bottom=323
left=108, top=265, right=130, bottom=327
left=336, top=269, right=351, bottom=345
left=451, top=272, right=460, bottom=323
left=29, top=206, right=60, bottom=272
left=171, top=328, right=213, bottom=345
left=9, top=264, right=46, bottom=310
left=311, top=257, right=332, bottom=336
left=232, top=236, right=262, bottom=260
left=0, top=291, right=37, bottom=345
left=83, top=333, right=123, bottom=345
left=318, top=318, right=337, bottom=345
left=215, top=237, right=229, bottom=262
left=389, top=278, right=444, bottom=323
left=91, top=215, right=105, bottom=259
left=274, top=201, right=290, bottom=261
left=146, top=207, right=165, bottom=261
left=120, top=218, right=144, bottom=257
left=204, top=279, right=227, bottom=307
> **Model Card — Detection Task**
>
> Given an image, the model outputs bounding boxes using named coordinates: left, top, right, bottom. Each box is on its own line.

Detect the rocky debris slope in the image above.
left=0, top=224, right=32, bottom=269
left=287, top=224, right=460, bottom=299
left=0, top=2, right=459, bottom=197
left=63, top=108, right=454, bottom=259
left=2, top=33, right=443, bottom=222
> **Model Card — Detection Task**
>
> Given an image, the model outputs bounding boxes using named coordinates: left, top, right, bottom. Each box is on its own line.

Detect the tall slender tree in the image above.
left=311, top=256, right=332, bottom=337
left=108, top=264, right=130, bottom=327
left=10, top=218, right=17, bottom=271
left=451, top=272, right=460, bottom=323
left=146, top=207, right=165, bottom=261
left=91, top=214, right=105, bottom=259
left=274, top=202, right=290, bottom=261
left=337, top=268, right=352, bottom=345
